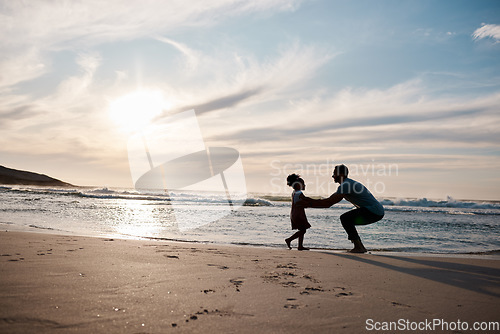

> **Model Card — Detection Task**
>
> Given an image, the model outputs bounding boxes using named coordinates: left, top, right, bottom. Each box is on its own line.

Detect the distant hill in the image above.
left=0, top=165, right=74, bottom=187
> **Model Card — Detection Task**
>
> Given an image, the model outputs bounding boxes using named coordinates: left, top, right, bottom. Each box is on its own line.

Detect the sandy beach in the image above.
left=0, top=231, right=499, bottom=333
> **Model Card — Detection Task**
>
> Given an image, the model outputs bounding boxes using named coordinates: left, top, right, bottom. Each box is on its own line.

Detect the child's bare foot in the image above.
left=285, top=238, right=292, bottom=249
left=297, top=247, right=309, bottom=251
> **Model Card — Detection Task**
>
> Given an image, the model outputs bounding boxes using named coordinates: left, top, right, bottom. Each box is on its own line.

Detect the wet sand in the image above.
left=0, top=231, right=499, bottom=333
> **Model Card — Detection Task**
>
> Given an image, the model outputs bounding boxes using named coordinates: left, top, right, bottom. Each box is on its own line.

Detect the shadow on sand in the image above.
left=321, top=252, right=500, bottom=298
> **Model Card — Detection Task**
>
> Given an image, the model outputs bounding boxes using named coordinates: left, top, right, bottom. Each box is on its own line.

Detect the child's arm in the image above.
left=295, top=192, right=312, bottom=206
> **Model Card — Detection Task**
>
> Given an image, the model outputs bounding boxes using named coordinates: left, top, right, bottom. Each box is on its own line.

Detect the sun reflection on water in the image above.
left=109, top=200, right=175, bottom=238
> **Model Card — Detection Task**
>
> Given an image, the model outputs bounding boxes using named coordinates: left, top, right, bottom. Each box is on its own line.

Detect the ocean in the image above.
left=1, top=185, right=499, bottom=256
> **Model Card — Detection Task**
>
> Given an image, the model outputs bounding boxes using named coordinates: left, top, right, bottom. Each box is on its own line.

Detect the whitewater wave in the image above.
left=0, top=186, right=275, bottom=207
left=380, top=196, right=500, bottom=210
left=243, top=198, right=274, bottom=206
left=3, top=186, right=499, bottom=212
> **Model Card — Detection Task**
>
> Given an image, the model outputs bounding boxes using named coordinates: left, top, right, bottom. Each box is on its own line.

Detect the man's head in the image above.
left=332, top=164, right=348, bottom=184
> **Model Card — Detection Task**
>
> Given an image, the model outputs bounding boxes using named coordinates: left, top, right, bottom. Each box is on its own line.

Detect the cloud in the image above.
left=0, top=0, right=310, bottom=151
left=155, top=36, right=200, bottom=71
left=0, top=0, right=317, bottom=165
left=0, top=51, right=110, bottom=159
left=210, top=80, right=500, bottom=149
left=50, top=53, right=101, bottom=105
left=1, top=0, right=303, bottom=47
left=0, top=49, right=47, bottom=90
left=0, top=106, right=42, bottom=127
left=0, top=0, right=305, bottom=90
left=472, top=23, right=500, bottom=42
left=154, top=41, right=335, bottom=118
left=177, top=87, right=264, bottom=115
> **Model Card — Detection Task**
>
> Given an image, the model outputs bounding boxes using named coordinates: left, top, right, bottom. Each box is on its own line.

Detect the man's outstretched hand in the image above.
left=306, top=198, right=333, bottom=208
left=297, top=197, right=332, bottom=208
left=299, top=193, right=344, bottom=208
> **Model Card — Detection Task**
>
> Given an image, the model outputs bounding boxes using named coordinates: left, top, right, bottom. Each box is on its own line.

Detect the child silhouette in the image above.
left=285, top=174, right=312, bottom=250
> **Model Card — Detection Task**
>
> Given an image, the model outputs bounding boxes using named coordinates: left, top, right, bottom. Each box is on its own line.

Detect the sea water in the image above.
left=1, top=185, right=499, bottom=255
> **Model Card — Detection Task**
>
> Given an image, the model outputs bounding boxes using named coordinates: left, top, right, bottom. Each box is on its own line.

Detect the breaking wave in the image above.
left=380, top=196, right=500, bottom=210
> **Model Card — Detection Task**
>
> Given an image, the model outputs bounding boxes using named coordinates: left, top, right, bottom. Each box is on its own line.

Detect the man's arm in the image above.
left=302, top=193, right=344, bottom=208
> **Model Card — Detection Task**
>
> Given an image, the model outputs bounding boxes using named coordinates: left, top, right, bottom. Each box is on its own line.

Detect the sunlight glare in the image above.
left=109, top=90, right=168, bottom=132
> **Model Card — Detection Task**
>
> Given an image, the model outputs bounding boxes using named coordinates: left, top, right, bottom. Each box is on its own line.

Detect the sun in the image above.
left=108, top=90, right=168, bottom=132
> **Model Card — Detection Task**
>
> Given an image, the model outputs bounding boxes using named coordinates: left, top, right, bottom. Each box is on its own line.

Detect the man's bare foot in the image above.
left=285, top=238, right=292, bottom=249
left=297, top=247, right=309, bottom=251
left=350, top=239, right=367, bottom=253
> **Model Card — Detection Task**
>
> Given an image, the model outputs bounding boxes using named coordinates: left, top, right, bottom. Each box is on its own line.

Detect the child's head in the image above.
left=287, top=173, right=305, bottom=191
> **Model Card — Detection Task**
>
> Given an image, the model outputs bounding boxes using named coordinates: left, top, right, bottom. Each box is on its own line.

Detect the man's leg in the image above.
left=340, top=209, right=363, bottom=241
left=340, top=208, right=383, bottom=253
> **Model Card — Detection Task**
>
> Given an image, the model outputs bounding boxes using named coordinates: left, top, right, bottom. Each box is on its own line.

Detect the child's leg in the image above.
left=285, top=230, right=306, bottom=249
left=297, top=230, right=309, bottom=250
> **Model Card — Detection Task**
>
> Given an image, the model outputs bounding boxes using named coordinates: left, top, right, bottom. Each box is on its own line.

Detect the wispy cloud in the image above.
left=0, top=0, right=312, bottom=168
left=1, top=0, right=303, bottom=46
left=1, top=0, right=316, bottom=152
left=49, top=53, right=100, bottom=106
left=211, top=79, right=500, bottom=149
left=0, top=49, right=47, bottom=90
left=0, top=0, right=305, bottom=90
left=0, top=52, right=107, bottom=155
left=155, top=36, right=200, bottom=71
left=155, top=41, right=336, bottom=118
left=472, top=23, right=500, bottom=42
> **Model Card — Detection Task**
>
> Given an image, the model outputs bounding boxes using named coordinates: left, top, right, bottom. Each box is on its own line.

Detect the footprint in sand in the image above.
left=302, top=274, right=320, bottom=283
left=229, top=278, right=245, bottom=292
left=333, top=286, right=353, bottom=297
left=281, top=281, right=298, bottom=287
left=276, top=263, right=297, bottom=269
left=284, top=304, right=300, bottom=309
left=202, top=289, right=215, bottom=294
left=336, top=292, right=353, bottom=297
left=284, top=298, right=305, bottom=309
left=207, top=264, right=229, bottom=270
left=391, top=301, right=411, bottom=308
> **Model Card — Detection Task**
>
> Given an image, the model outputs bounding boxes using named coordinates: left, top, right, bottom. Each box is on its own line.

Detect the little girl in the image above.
left=285, top=174, right=311, bottom=250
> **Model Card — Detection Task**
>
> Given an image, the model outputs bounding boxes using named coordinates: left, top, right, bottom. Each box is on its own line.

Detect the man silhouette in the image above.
left=308, top=164, right=384, bottom=253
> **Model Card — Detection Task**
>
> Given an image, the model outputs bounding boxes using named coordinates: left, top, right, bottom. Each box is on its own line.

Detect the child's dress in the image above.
left=290, top=190, right=311, bottom=230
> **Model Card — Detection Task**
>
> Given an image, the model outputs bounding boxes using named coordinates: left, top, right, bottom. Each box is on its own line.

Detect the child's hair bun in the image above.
left=286, top=173, right=300, bottom=186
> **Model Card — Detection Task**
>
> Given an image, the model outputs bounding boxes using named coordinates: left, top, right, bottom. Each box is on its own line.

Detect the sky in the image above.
left=1, top=0, right=499, bottom=200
